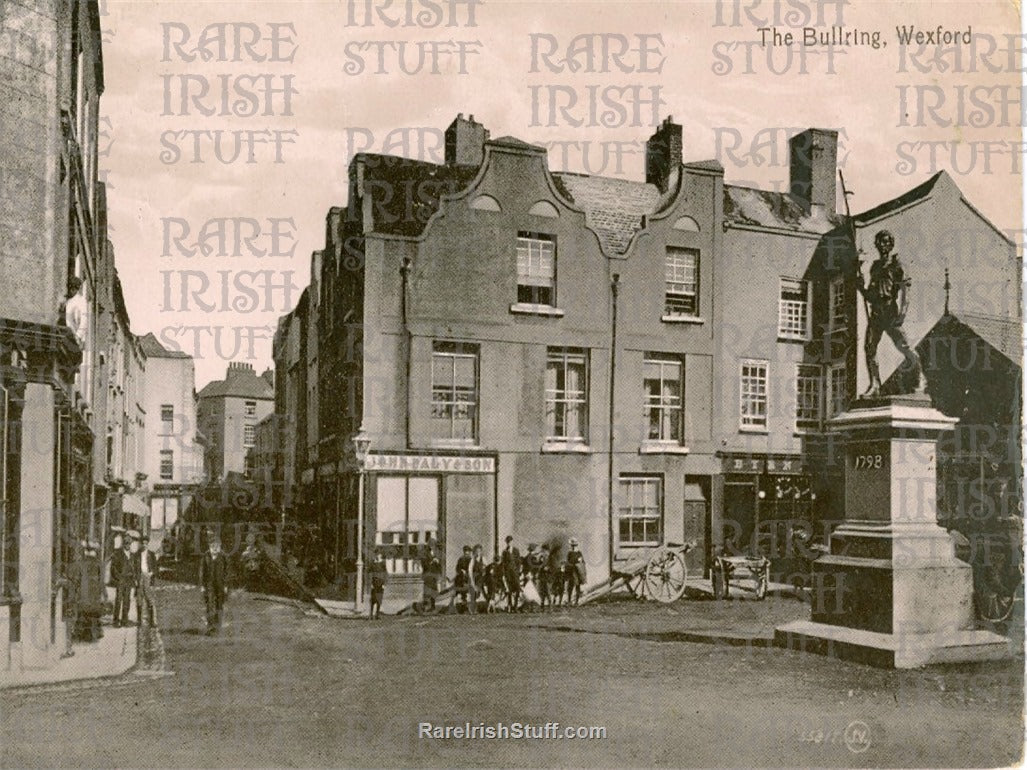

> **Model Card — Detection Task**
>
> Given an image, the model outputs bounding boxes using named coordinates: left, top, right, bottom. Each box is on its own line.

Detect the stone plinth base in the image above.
left=775, top=620, right=1012, bottom=669
left=775, top=395, right=1015, bottom=668
left=810, top=536, right=975, bottom=635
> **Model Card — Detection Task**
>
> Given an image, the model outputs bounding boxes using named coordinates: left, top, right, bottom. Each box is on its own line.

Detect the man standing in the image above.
left=199, top=536, right=230, bottom=635
left=470, top=544, right=486, bottom=615
left=420, top=543, right=442, bottom=613
left=501, top=535, right=521, bottom=612
left=452, top=545, right=473, bottom=613
left=110, top=536, right=137, bottom=628
left=857, top=229, right=925, bottom=397
left=73, top=542, right=105, bottom=642
left=134, top=536, right=158, bottom=626
left=368, top=549, right=388, bottom=620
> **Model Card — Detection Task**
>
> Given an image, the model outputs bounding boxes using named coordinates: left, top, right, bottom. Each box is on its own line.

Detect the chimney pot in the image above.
left=445, top=114, right=489, bottom=167
left=789, top=128, right=839, bottom=217
left=645, top=117, right=683, bottom=193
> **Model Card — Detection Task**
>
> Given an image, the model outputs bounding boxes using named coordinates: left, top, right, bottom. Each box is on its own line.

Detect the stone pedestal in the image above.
left=776, top=395, right=1011, bottom=668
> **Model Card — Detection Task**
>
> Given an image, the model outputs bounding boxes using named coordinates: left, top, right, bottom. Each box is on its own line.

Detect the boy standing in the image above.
left=420, top=544, right=442, bottom=613
left=501, top=535, right=521, bottom=612
left=566, top=538, right=586, bottom=606
left=452, top=545, right=473, bottom=614
left=368, top=550, right=388, bottom=620
left=537, top=544, right=552, bottom=610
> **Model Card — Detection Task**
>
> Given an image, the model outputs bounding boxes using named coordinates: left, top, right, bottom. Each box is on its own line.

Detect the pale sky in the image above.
left=97, top=0, right=1023, bottom=388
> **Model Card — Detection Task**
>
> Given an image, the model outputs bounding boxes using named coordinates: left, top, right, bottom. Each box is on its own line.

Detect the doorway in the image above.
left=722, top=481, right=756, bottom=557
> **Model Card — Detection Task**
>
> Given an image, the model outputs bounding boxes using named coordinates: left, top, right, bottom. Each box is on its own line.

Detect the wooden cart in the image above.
left=580, top=541, right=694, bottom=605
left=711, top=553, right=770, bottom=600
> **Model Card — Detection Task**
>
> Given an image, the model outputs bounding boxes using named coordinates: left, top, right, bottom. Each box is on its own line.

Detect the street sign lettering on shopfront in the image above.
left=365, top=453, right=495, bottom=474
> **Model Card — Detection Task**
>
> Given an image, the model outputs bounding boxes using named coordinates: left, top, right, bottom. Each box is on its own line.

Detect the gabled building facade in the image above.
left=308, top=114, right=721, bottom=601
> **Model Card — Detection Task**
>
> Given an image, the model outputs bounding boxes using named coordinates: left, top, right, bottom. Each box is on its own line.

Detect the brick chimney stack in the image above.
left=646, top=116, right=683, bottom=193
left=226, top=361, right=254, bottom=381
left=445, top=113, right=489, bottom=167
left=789, top=128, right=839, bottom=216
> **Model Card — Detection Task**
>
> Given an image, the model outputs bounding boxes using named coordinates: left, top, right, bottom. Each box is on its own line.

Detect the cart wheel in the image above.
left=644, top=549, right=687, bottom=603
left=712, top=560, right=728, bottom=600
left=976, top=588, right=1016, bottom=622
left=754, top=563, right=769, bottom=601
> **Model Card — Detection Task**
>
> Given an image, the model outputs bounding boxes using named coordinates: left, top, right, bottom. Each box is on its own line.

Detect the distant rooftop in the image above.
left=197, top=362, right=274, bottom=400
left=137, top=332, right=191, bottom=359
left=951, top=311, right=1023, bottom=366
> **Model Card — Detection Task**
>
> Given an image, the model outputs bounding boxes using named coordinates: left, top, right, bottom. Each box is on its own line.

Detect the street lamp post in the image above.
left=353, top=427, right=371, bottom=612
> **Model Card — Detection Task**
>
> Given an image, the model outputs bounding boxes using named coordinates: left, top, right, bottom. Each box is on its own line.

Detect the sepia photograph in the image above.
left=0, top=0, right=1023, bottom=766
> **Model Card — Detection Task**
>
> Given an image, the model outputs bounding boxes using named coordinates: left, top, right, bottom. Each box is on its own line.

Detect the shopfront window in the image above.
left=375, top=476, right=439, bottom=574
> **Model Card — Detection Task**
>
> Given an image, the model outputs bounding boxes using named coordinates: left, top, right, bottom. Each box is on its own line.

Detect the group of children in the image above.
left=362, top=536, right=589, bottom=619
left=448, top=536, right=588, bottom=614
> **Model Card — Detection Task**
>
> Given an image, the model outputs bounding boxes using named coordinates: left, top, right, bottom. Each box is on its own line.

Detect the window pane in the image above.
left=517, top=234, right=556, bottom=305
left=453, top=356, right=475, bottom=388
left=741, top=361, right=768, bottom=427
left=665, top=248, right=698, bottom=316
left=376, top=477, right=407, bottom=533
left=830, top=278, right=846, bottom=328
left=432, top=355, right=454, bottom=388
left=617, top=477, right=663, bottom=547
left=643, top=357, right=682, bottom=442
left=408, top=477, right=439, bottom=534
left=431, top=344, right=479, bottom=439
left=796, top=364, right=822, bottom=429
left=545, top=349, right=587, bottom=440
left=778, top=278, right=808, bottom=338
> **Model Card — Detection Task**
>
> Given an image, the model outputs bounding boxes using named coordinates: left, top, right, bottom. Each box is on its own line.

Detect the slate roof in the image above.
left=137, top=332, right=191, bottom=359
left=355, top=144, right=672, bottom=254
left=854, top=172, right=942, bottom=223
left=952, top=311, right=1023, bottom=366
left=354, top=153, right=480, bottom=237
left=197, top=371, right=274, bottom=400
left=553, top=173, right=662, bottom=254
left=489, top=136, right=545, bottom=152
left=723, top=185, right=845, bottom=234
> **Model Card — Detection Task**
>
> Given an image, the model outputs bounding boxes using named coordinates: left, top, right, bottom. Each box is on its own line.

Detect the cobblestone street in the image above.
left=2, top=585, right=1022, bottom=768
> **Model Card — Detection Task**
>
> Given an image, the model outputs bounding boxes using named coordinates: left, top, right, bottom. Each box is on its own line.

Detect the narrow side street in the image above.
left=2, top=585, right=1022, bottom=768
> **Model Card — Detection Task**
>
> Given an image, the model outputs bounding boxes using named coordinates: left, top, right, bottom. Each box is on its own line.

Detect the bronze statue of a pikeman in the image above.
left=857, top=229, right=926, bottom=398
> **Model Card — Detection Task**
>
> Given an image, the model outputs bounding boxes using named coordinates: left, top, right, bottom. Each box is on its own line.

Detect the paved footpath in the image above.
left=1, top=584, right=1022, bottom=768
